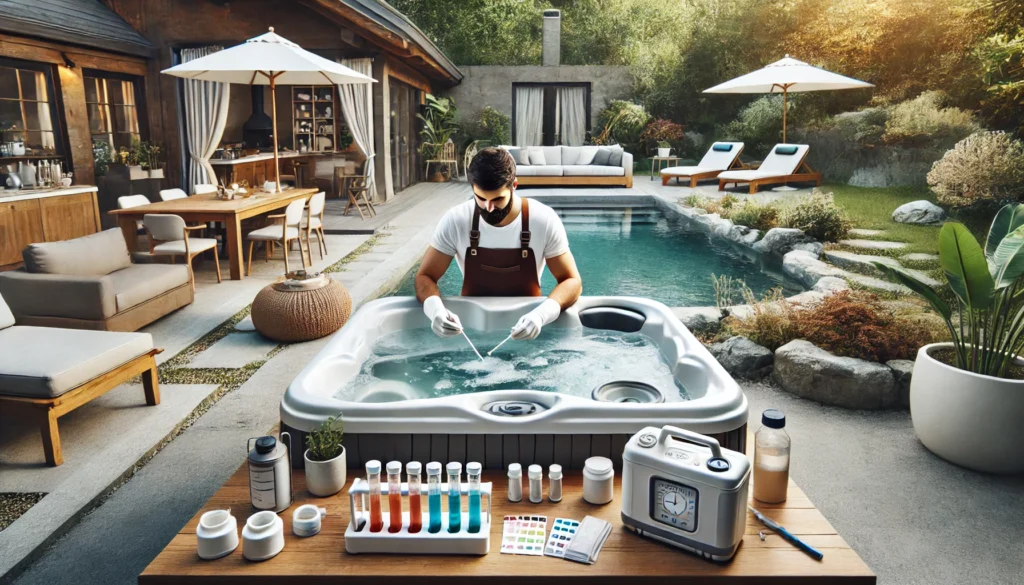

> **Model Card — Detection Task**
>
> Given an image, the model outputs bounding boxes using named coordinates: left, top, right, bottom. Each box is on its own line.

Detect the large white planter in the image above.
left=304, top=447, right=347, bottom=496
left=911, top=343, right=1024, bottom=474
left=657, top=147, right=671, bottom=158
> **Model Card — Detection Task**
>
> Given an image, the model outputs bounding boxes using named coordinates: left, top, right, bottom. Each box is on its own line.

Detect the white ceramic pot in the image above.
left=196, top=509, right=239, bottom=560
left=241, top=510, right=284, bottom=561
left=910, top=343, right=1024, bottom=474
left=304, top=447, right=347, bottom=496
left=149, top=168, right=164, bottom=179
left=128, top=165, right=147, bottom=180
left=657, top=147, right=671, bottom=157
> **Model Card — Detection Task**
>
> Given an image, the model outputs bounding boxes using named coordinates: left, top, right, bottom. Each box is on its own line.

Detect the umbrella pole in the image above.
left=270, top=74, right=281, bottom=192
left=782, top=86, right=787, bottom=143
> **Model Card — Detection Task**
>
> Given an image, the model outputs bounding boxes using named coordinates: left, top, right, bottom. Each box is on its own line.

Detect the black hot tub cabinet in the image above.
left=281, top=296, right=748, bottom=469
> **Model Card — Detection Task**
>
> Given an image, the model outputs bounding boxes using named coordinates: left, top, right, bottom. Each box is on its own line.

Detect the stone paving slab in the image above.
left=900, top=253, right=940, bottom=262
left=846, top=272, right=912, bottom=294
left=838, top=239, right=909, bottom=250
left=234, top=316, right=255, bottom=331
left=186, top=332, right=278, bottom=369
left=848, top=228, right=886, bottom=237
left=824, top=250, right=941, bottom=287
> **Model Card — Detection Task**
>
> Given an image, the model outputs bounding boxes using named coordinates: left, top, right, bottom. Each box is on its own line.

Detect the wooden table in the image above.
left=141, top=465, right=875, bottom=584
left=109, top=188, right=318, bottom=280
left=648, top=156, right=681, bottom=180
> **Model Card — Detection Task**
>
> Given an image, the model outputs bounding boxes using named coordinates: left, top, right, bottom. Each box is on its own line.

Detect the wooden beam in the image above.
left=0, top=33, right=148, bottom=75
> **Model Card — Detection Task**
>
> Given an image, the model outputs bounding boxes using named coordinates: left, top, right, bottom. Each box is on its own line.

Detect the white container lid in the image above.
left=549, top=464, right=562, bottom=480
left=447, top=461, right=463, bottom=474
left=365, top=460, right=381, bottom=474
left=426, top=461, right=442, bottom=475
left=583, top=456, right=614, bottom=479
left=508, top=463, right=522, bottom=478
left=528, top=464, right=542, bottom=479
left=406, top=461, right=422, bottom=474
left=466, top=461, right=482, bottom=475
left=386, top=461, right=402, bottom=474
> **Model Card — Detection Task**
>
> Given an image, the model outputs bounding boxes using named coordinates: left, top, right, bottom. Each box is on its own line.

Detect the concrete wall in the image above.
left=447, top=65, right=634, bottom=139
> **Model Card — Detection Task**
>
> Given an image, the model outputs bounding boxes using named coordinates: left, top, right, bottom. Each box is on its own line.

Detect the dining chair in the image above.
left=143, top=214, right=221, bottom=291
left=302, top=191, right=327, bottom=260
left=117, top=195, right=151, bottom=233
left=424, top=139, right=458, bottom=180
left=158, top=188, right=188, bottom=201
left=245, top=198, right=308, bottom=276
left=344, top=155, right=377, bottom=220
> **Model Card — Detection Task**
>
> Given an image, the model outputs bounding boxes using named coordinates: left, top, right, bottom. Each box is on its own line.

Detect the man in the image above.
left=416, top=147, right=582, bottom=341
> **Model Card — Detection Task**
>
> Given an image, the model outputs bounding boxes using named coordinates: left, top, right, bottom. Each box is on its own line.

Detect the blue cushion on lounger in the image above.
left=775, top=145, right=799, bottom=155
left=712, top=143, right=733, bottom=152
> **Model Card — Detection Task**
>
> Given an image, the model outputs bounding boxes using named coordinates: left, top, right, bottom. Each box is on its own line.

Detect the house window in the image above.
left=84, top=71, right=144, bottom=152
left=0, top=59, right=61, bottom=156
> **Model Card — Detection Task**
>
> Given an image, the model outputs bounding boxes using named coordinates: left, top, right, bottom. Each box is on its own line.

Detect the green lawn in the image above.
left=827, top=183, right=942, bottom=256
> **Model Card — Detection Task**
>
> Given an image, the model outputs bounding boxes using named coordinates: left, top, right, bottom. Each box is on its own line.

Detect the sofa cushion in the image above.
left=608, top=148, right=623, bottom=167
left=515, top=165, right=563, bottom=177
left=23, top=228, right=132, bottom=277
left=0, top=326, right=152, bottom=398
left=562, top=165, right=626, bottom=177
left=592, top=148, right=612, bottom=166
left=576, top=146, right=600, bottom=165
left=527, top=148, right=547, bottom=166
left=506, top=148, right=522, bottom=165
left=107, top=264, right=190, bottom=313
left=0, top=292, right=14, bottom=330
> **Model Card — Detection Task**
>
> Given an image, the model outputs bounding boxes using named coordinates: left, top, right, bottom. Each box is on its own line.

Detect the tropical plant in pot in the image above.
left=875, top=204, right=1024, bottom=473
left=303, top=414, right=346, bottom=496
left=418, top=94, right=460, bottom=182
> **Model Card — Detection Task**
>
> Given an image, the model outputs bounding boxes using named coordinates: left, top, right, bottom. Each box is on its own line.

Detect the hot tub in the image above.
left=281, top=296, right=748, bottom=469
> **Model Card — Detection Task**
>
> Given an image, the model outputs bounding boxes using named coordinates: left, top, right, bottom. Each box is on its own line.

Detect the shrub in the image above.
left=474, top=106, right=510, bottom=146
left=593, top=100, right=650, bottom=152
left=722, top=288, right=799, bottom=351
left=720, top=95, right=789, bottom=158
left=730, top=200, right=780, bottom=232
left=682, top=194, right=704, bottom=208
left=926, top=131, right=1024, bottom=208
left=679, top=131, right=710, bottom=161
left=779, top=191, right=851, bottom=242
left=882, top=91, right=981, bottom=150
left=641, top=118, right=685, bottom=151
left=680, top=195, right=735, bottom=218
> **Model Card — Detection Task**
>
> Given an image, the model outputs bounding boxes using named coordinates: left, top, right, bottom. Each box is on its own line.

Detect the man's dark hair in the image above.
left=468, top=147, right=516, bottom=191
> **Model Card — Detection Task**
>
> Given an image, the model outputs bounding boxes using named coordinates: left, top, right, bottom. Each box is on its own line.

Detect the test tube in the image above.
left=407, top=461, right=423, bottom=534
left=467, top=461, right=482, bottom=533
left=366, top=460, right=383, bottom=532
left=386, top=461, right=403, bottom=533
left=426, top=461, right=442, bottom=533
left=447, top=462, right=462, bottom=533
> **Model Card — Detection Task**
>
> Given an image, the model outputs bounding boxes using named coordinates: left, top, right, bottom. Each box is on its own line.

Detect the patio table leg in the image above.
left=118, top=215, right=140, bottom=252
left=226, top=216, right=244, bottom=280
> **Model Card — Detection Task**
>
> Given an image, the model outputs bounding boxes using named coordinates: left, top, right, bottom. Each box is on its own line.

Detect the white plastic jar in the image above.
left=582, top=456, right=614, bottom=505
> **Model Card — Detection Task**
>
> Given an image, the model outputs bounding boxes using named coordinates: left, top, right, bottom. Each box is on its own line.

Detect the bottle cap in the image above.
left=386, top=461, right=402, bottom=474
left=584, top=456, right=613, bottom=476
left=426, top=461, right=442, bottom=475
left=762, top=409, right=786, bottom=429
left=549, top=464, right=562, bottom=480
left=466, top=461, right=482, bottom=475
left=365, top=460, right=381, bottom=474
left=508, top=463, right=522, bottom=478
left=406, top=461, right=422, bottom=475
left=528, top=464, right=542, bottom=479
left=446, top=461, right=463, bottom=474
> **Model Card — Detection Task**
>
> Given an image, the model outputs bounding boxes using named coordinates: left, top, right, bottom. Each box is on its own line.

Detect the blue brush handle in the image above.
left=775, top=525, right=824, bottom=561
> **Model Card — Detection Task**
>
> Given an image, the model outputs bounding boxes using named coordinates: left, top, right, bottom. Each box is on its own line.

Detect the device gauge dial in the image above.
left=650, top=477, right=698, bottom=532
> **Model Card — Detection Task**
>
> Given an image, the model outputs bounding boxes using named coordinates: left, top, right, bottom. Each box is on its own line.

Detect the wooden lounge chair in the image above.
left=0, top=293, right=161, bottom=466
left=718, top=144, right=821, bottom=194
left=661, top=142, right=746, bottom=187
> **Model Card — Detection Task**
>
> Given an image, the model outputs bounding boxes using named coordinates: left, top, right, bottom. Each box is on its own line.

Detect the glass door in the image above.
left=389, top=78, right=420, bottom=193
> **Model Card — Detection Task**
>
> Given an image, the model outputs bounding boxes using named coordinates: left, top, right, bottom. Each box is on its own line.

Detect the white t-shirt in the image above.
left=430, top=197, right=570, bottom=280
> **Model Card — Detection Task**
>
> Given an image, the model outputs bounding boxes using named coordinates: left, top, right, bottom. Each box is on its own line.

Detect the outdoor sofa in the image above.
left=717, top=143, right=821, bottom=193
left=499, top=145, right=634, bottom=187
left=0, top=228, right=192, bottom=332
left=660, top=142, right=746, bottom=187
left=0, top=292, right=161, bottom=466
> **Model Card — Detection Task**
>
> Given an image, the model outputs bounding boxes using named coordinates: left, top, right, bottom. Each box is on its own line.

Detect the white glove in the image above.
left=510, top=299, right=561, bottom=341
left=423, top=295, right=463, bottom=338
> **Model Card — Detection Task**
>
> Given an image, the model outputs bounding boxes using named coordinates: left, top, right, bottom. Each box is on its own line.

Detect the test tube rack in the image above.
left=345, top=478, right=492, bottom=555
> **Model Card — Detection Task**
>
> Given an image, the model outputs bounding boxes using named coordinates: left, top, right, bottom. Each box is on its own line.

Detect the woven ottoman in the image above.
left=251, top=272, right=352, bottom=342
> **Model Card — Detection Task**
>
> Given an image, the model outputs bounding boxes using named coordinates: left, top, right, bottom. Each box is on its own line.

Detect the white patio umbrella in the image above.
left=161, top=28, right=375, bottom=192
left=704, top=55, right=873, bottom=143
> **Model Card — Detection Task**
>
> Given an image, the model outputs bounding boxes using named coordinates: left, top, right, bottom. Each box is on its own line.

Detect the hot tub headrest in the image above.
left=578, top=306, right=646, bottom=333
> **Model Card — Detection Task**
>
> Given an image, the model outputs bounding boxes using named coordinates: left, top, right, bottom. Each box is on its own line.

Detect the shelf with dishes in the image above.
left=293, top=86, right=338, bottom=154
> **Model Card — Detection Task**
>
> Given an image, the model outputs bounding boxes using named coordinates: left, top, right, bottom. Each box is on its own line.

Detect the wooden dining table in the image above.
left=109, top=187, right=319, bottom=280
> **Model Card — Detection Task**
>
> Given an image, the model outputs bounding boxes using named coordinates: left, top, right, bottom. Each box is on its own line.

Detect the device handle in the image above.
left=657, top=425, right=723, bottom=458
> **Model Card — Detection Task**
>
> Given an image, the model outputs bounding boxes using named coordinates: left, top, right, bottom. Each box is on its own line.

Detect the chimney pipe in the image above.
left=542, top=9, right=560, bottom=67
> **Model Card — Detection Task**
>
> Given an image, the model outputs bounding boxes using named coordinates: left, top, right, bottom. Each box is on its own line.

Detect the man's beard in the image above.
left=480, top=195, right=513, bottom=226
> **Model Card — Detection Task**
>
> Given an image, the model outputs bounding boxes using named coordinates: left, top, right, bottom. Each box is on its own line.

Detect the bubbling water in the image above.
left=333, top=327, right=688, bottom=402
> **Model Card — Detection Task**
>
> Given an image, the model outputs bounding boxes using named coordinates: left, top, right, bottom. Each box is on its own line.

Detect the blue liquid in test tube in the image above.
left=467, top=461, right=482, bottom=533
left=426, top=462, right=442, bottom=533
left=447, top=462, right=462, bottom=533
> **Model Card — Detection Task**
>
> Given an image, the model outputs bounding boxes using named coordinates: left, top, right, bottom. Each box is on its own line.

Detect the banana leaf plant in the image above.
left=418, top=93, right=459, bottom=160
left=874, top=203, right=1024, bottom=378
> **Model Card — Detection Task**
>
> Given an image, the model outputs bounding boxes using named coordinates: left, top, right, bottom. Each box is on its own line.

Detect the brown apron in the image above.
left=461, top=198, right=542, bottom=297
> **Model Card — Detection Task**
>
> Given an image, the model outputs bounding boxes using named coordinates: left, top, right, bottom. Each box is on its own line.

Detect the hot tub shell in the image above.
left=281, top=296, right=748, bottom=469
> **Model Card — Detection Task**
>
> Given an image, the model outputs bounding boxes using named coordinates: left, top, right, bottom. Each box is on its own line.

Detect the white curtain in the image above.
left=337, top=57, right=375, bottom=194
left=35, top=73, right=54, bottom=150
left=181, top=47, right=230, bottom=189
left=515, top=87, right=544, bottom=146
left=558, top=87, right=586, bottom=146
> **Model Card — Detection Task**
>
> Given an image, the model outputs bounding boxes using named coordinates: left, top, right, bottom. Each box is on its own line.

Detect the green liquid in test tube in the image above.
left=447, top=462, right=462, bottom=533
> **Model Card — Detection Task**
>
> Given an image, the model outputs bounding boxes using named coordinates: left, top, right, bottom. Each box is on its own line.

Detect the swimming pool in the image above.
left=390, top=201, right=801, bottom=307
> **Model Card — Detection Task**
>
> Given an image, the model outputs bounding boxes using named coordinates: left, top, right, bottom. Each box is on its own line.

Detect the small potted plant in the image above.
left=641, top=118, right=684, bottom=158
left=127, top=138, right=147, bottom=180
left=657, top=140, right=672, bottom=158
left=303, top=414, right=346, bottom=496
left=146, top=143, right=164, bottom=179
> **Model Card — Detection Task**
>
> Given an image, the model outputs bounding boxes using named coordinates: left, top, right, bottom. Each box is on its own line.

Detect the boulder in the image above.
left=710, top=336, right=774, bottom=380
left=773, top=340, right=900, bottom=409
left=892, top=200, right=946, bottom=225
left=672, top=306, right=722, bottom=332
left=753, top=228, right=819, bottom=257
left=886, top=359, right=914, bottom=408
left=725, top=224, right=760, bottom=247
left=811, top=276, right=850, bottom=294
left=782, top=250, right=846, bottom=288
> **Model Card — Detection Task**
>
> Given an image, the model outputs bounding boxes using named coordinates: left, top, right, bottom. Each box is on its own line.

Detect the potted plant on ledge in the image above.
left=641, top=118, right=684, bottom=158
left=875, top=204, right=1024, bottom=474
left=303, top=413, right=346, bottom=496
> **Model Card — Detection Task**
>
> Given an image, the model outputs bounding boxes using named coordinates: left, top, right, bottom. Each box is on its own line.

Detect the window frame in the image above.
left=0, top=56, right=68, bottom=160
left=82, top=68, right=148, bottom=153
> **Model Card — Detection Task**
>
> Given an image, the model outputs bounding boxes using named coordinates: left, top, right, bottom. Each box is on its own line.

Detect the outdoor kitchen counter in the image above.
left=140, top=466, right=876, bottom=584
left=209, top=152, right=333, bottom=166
left=0, top=186, right=100, bottom=269
left=0, top=184, right=98, bottom=203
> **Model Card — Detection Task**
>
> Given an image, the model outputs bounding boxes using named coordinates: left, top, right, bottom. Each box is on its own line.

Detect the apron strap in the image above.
left=470, top=203, right=481, bottom=256
left=520, top=198, right=531, bottom=259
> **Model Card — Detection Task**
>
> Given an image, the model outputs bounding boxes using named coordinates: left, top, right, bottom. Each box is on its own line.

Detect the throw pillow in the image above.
left=528, top=148, right=547, bottom=166
left=608, top=148, right=623, bottom=167
left=575, top=146, right=599, bottom=165
left=591, top=147, right=612, bottom=166
left=507, top=148, right=523, bottom=165
left=774, top=145, right=799, bottom=155
left=712, top=143, right=733, bottom=152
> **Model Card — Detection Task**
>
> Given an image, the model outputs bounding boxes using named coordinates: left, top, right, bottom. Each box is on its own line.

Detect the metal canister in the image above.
left=247, top=433, right=292, bottom=512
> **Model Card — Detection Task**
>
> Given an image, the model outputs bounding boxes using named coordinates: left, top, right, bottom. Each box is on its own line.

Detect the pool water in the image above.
left=333, top=327, right=688, bottom=402
left=391, top=205, right=801, bottom=306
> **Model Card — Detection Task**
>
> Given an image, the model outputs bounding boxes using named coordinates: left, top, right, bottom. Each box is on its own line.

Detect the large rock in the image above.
left=753, top=228, right=819, bottom=257
left=886, top=359, right=914, bottom=408
left=782, top=250, right=846, bottom=288
left=892, top=200, right=946, bottom=225
left=710, top=336, right=774, bottom=380
left=811, top=276, right=850, bottom=294
left=672, top=306, right=722, bottom=332
left=773, top=340, right=900, bottom=409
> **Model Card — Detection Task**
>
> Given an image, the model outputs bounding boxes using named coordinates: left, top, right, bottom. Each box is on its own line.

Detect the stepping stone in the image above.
left=187, top=332, right=278, bottom=369
left=234, top=316, right=255, bottom=331
left=838, top=239, right=908, bottom=250
left=848, top=228, right=885, bottom=237
left=825, top=250, right=942, bottom=287
left=844, top=273, right=912, bottom=294
left=900, top=253, right=939, bottom=263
